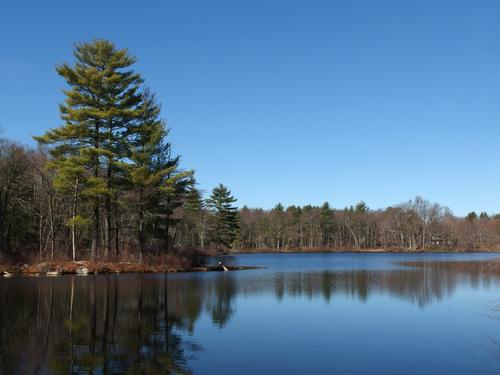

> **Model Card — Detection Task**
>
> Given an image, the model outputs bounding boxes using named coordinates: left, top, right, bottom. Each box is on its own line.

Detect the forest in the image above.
left=0, top=39, right=499, bottom=266
left=238, top=200, right=500, bottom=251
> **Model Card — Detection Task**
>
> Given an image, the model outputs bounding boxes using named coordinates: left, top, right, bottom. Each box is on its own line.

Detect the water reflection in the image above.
left=0, top=275, right=196, bottom=374
left=0, top=259, right=499, bottom=374
left=234, top=260, right=499, bottom=306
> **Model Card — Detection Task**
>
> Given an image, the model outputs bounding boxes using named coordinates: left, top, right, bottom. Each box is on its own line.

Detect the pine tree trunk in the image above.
left=48, top=195, right=55, bottom=260
left=71, top=179, right=78, bottom=262
left=115, top=220, right=119, bottom=256
left=91, top=204, right=99, bottom=260
left=91, top=121, right=100, bottom=260
left=71, top=211, right=76, bottom=261
left=104, top=121, right=115, bottom=259
left=39, top=214, right=43, bottom=261
left=165, top=212, right=171, bottom=253
left=114, top=200, right=120, bottom=255
left=139, top=208, right=144, bottom=262
left=104, top=168, right=112, bottom=258
left=105, top=200, right=111, bottom=258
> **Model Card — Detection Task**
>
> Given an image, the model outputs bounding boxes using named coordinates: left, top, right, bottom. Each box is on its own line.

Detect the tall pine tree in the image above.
left=207, top=184, right=240, bottom=250
left=36, top=39, right=144, bottom=259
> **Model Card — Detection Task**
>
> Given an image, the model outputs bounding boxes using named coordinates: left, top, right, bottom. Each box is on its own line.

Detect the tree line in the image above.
left=238, top=198, right=500, bottom=251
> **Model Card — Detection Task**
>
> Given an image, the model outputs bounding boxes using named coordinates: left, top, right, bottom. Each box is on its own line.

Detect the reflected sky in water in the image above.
left=1, top=253, right=500, bottom=374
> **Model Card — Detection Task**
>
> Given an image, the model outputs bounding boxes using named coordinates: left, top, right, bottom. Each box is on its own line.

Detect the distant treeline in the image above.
left=238, top=200, right=500, bottom=251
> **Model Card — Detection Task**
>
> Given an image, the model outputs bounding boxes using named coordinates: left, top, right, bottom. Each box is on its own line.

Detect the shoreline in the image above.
left=231, top=248, right=500, bottom=254
left=0, top=260, right=259, bottom=277
left=2, top=250, right=499, bottom=276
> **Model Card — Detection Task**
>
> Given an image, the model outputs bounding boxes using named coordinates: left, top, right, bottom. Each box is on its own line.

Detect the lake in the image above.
left=1, top=253, right=500, bottom=374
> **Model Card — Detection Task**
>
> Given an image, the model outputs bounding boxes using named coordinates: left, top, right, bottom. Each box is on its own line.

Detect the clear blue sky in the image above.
left=1, top=0, right=499, bottom=216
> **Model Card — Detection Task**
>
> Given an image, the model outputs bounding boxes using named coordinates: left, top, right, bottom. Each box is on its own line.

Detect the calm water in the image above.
left=1, top=253, right=500, bottom=374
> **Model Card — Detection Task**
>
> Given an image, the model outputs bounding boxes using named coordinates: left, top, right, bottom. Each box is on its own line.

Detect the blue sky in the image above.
left=1, top=0, right=499, bottom=215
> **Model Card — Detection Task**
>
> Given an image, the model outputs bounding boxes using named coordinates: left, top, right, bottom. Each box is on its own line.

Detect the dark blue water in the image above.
left=1, top=253, right=500, bottom=374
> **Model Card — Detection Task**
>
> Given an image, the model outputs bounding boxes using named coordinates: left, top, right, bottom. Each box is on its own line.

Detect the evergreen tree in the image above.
left=271, top=203, right=286, bottom=250
left=274, top=203, right=285, bottom=212
left=179, top=186, right=207, bottom=249
left=35, top=39, right=145, bottom=258
left=320, top=202, right=334, bottom=246
left=467, top=211, right=478, bottom=221
left=479, top=212, right=489, bottom=220
left=207, top=184, right=240, bottom=250
left=127, top=90, right=163, bottom=259
left=128, top=90, right=193, bottom=258
left=151, top=138, right=194, bottom=253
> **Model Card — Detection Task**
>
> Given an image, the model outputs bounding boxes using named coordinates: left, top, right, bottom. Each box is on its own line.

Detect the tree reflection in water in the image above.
left=0, top=275, right=197, bottom=374
left=0, top=259, right=499, bottom=374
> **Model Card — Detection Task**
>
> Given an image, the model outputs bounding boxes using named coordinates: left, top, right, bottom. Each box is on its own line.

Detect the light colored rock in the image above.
left=76, top=267, right=89, bottom=276
left=46, top=271, right=60, bottom=276
left=3, top=271, right=13, bottom=277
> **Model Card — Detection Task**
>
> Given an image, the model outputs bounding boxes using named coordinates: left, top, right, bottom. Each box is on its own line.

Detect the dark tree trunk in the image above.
left=91, top=204, right=99, bottom=260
